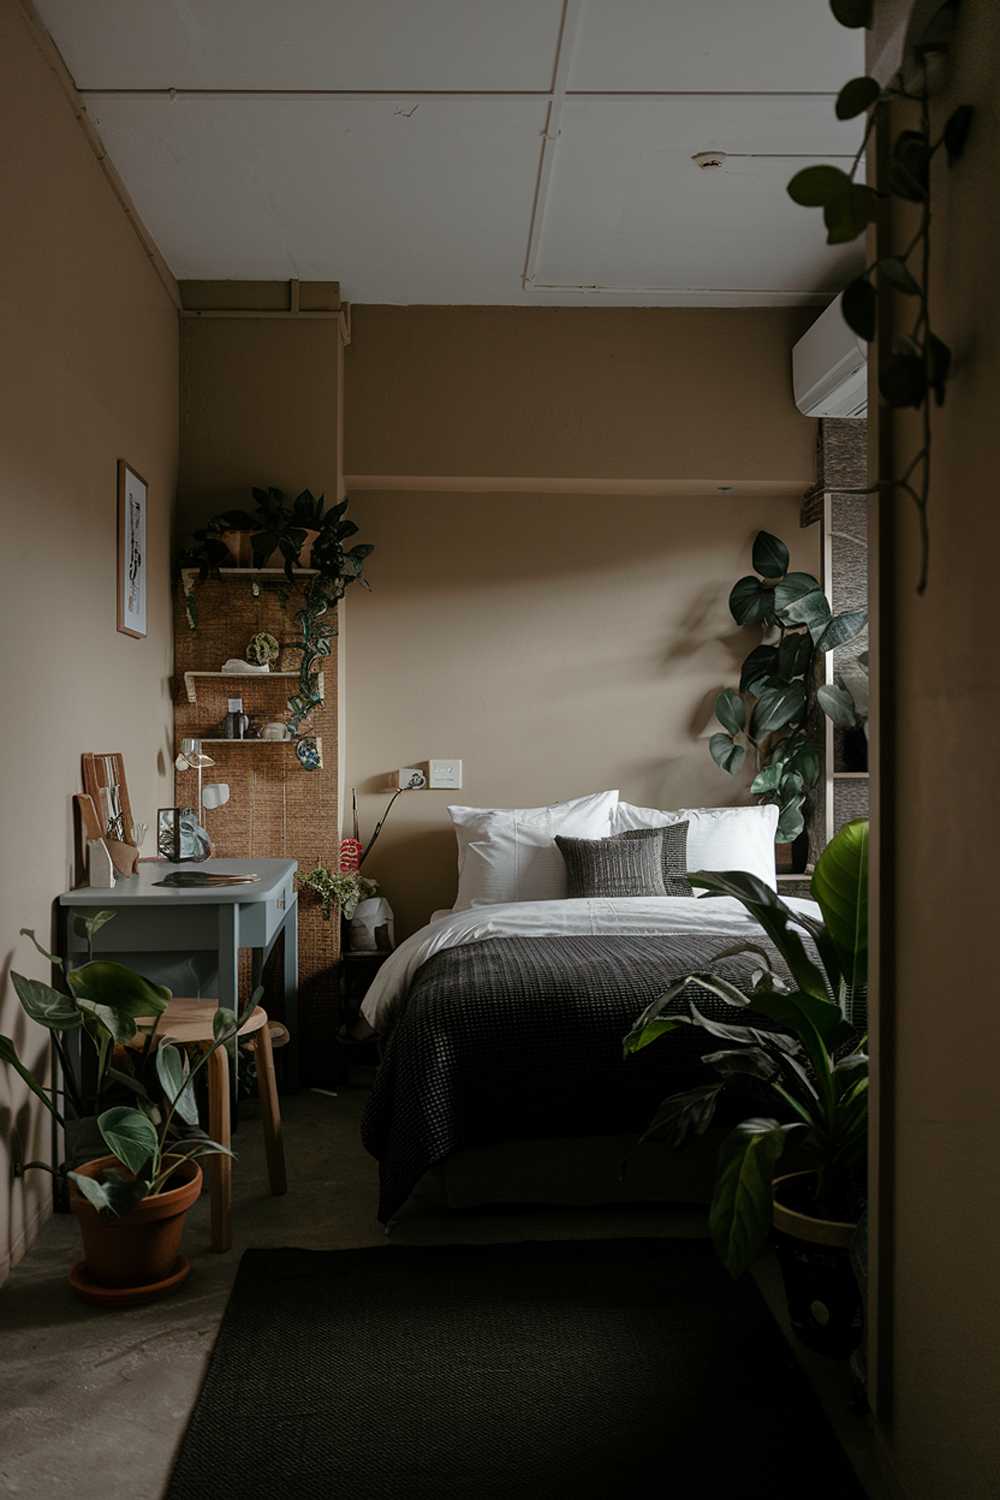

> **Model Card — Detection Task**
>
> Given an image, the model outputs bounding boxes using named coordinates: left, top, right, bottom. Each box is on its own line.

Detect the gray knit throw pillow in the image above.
left=555, top=826, right=669, bottom=899
left=620, top=821, right=691, bottom=896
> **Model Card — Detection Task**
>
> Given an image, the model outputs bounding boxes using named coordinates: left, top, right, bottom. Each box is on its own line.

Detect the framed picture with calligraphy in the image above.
left=116, top=459, right=148, bottom=638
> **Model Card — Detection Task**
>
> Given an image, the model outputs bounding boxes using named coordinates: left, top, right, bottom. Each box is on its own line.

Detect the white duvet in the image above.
left=361, top=894, right=822, bottom=1032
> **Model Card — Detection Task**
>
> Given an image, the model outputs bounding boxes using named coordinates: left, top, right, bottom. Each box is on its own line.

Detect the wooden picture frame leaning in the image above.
left=117, top=459, right=148, bottom=639
left=81, top=752, right=136, bottom=847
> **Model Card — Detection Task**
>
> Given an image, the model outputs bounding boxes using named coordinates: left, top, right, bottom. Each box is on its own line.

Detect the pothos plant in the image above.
left=711, top=530, right=867, bottom=844
left=788, top=0, right=973, bottom=592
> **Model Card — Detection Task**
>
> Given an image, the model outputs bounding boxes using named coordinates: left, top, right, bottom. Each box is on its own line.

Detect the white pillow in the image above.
left=612, top=802, right=779, bottom=890
left=448, top=790, right=620, bottom=909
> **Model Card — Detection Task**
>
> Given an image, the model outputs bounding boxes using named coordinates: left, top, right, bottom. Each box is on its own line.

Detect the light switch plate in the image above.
left=428, top=758, right=463, bottom=790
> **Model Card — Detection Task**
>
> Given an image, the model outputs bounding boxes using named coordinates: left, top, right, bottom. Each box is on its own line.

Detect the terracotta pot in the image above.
left=772, top=1171, right=862, bottom=1357
left=70, top=1155, right=202, bottom=1290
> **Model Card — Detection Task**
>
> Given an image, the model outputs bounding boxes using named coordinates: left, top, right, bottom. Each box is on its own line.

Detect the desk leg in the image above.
left=217, top=905, right=240, bottom=1015
left=283, top=899, right=300, bottom=1091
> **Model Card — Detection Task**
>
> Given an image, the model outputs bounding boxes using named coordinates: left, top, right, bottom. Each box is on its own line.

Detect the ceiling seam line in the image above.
left=77, top=88, right=844, bottom=101
left=521, top=0, right=585, bottom=291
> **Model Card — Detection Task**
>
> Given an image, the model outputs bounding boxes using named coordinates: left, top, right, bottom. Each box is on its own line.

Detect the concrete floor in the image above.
left=0, top=1086, right=888, bottom=1500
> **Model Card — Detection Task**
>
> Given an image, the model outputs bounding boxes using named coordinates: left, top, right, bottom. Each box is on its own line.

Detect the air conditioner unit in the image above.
left=793, top=293, right=868, bottom=418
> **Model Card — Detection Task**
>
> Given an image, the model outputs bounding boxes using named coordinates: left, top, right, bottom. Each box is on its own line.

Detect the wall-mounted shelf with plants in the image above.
left=182, top=670, right=324, bottom=705
left=177, top=488, right=372, bottom=771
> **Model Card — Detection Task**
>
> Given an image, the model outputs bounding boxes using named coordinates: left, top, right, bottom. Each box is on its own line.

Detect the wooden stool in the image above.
left=128, top=998, right=287, bottom=1253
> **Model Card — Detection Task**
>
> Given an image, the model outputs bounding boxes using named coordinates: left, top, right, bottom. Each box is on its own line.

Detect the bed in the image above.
left=360, top=892, right=823, bottom=1224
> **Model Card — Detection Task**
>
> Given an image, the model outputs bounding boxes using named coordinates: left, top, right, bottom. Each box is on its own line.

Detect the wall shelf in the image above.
left=182, top=670, right=323, bottom=704
left=181, top=567, right=319, bottom=581
left=833, top=771, right=869, bottom=779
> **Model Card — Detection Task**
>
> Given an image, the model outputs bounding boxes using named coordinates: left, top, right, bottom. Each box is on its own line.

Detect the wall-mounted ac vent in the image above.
left=792, top=293, right=868, bottom=418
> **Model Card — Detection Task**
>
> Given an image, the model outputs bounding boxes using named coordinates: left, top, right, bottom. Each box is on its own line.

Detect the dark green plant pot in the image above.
left=772, top=1172, right=863, bottom=1359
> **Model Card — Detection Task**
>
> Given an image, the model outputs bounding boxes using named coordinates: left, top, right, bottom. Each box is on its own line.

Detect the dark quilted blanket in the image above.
left=361, top=933, right=797, bottom=1224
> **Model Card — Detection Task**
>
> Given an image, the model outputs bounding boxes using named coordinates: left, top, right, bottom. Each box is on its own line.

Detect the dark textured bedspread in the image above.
left=361, top=933, right=796, bottom=1224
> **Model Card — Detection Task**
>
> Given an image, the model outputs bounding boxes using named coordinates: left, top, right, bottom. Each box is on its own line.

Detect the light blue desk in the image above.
left=58, top=859, right=299, bottom=1089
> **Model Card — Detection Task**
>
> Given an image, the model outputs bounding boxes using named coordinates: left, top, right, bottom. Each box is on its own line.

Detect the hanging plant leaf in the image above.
left=830, top=0, right=873, bottom=27
left=889, top=132, right=930, bottom=202
left=729, top=576, right=773, bottom=627
left=751, top=531, right=789, bottom=580
left=780, top=589, right=832, bottom=641
left=709, top=734, right=746, bottom=776
left=785, top=744, right=822, bottom=789
left=841, top=277, right=877, bottom=342
left=773, top=571, right=821, bottom=613
left=777, top=630, right=813, bottom=681
left=928, top=334, right=952, bottom=406
left=817, top=683, right=858, bottom=726
left=739, top=645, right=779, bottom=695
left=750, top=764, right=784, bottom=797
left=787, top=165, right=853, bottom=208
left=815, top=609, right=868, bottom=653
left=879, top=352, right=926, bottom=409
left=715, top=689, right=746, bottom=736
left=824, top=184, right=878, bottom=245
left=877, top=256, right=921, bottom=295
left=776, top=799, right=807, bottom=843
left=943, top=104, right=974, bottom=165
left=835, top=76, right=880, bottom=120
left=751, top=681, right=808, bottom=738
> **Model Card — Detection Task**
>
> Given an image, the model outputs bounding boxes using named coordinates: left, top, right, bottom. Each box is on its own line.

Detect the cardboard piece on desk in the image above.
left=105, top=839, right=140, bottom=877
left=86, top=838, right=116, bottom=889
left=74, top=793, right=104, bottom=843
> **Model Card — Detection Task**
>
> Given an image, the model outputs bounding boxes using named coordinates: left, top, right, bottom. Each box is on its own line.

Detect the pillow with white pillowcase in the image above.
left=611, top=801, right=779, bottom=890
left=448, top=790, right=620, bottom=909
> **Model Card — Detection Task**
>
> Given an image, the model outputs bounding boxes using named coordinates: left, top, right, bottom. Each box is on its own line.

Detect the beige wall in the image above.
left=346, top=305, right=816, bottom=484
left=0, top=0, right=178, bottom=1278
left=870, top=3, right=1000, bottom=1495
left=344, top=304, right=817, bottom=936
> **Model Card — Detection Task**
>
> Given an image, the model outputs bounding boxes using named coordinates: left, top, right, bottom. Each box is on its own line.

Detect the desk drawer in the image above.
left=261, top=876, right=296, bottom=948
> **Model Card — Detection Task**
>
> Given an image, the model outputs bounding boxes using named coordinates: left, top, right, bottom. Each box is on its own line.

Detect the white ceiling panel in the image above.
left=534, top=97, right=862, bottom=295
left=33, top=0, right=564, bottom=91
left=569, top=0, right=862, bottom=94
left=87, top=95, right=549, bottom=295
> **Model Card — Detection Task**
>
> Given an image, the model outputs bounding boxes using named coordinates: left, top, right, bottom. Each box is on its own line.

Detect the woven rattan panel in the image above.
left=173, top=578, right=340, bottom=1077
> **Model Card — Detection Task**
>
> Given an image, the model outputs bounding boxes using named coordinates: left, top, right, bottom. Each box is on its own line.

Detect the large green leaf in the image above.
left=710, top=1120, right=790, bottom=1277
left=751, top=681, right=808, bottom=738
left=779, top=588, right=833, bottom=641
left=688, top=870, right=830, bottom=1003
left=817, top=683, right=857, bottom=727
left=0, top=1035, right=62, bottom=1122
left=841, top=277, right=876, bottom=342
left=98, top=1106, right=158, bottom=1176
left=750, top=764, right=783, bottom=797
left=639, top=1084, right=723, bottom=1148
left=836, top=75, right=880, bottom=120
left=68, top=962, right=170, bottom=1019
left=702, top=1046, right=779, bottom=1083
left=824, top=185, right=879, bottom=246
left=10, top=973, right=81, bottom=1031
left=831, top=0, right=873, bottom=28
left=709, top=734, right=745, bottom=776
left=787, top=165, right=852, bottom=207
left=729, top=575, right=773, bottom=627
left=783, top=743, right=822, bottom=789
left=751, top=531, right=789, bottom=580
left=776, top=798, right=806, bottom=843
left=777, top=630, right=813, bottom=681
left=811, top=819, right=869, bottom=1004
left=740, top=645, right=778, bottom=694
left=155, top=1044, right=200, bottom=1128
left=714, top=688, right=745, bottom=736
left=815, top=610, right=868, bottom=654
left=74, top=998, right=137, bottom=1045
left=773, top=572, right=821, bottom=613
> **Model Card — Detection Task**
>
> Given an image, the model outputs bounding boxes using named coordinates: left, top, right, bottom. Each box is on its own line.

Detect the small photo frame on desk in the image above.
left=117, top=459, right=148, bottom=638
left=157, top=807, right=181, bottom=862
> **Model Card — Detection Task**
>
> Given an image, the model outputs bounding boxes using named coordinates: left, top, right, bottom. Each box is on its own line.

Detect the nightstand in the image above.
left=777, top=872, right=814, bottom=900
left=326, top=948, right=393, bottom=1084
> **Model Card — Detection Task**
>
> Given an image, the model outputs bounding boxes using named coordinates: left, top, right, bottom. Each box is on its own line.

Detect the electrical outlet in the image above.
left=428, top=759, right=462, bottom=790
left=396, top=768, right=426, bottom=790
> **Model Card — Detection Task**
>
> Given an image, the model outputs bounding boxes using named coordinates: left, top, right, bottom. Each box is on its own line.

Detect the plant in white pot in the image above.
left=625, top=818, right=868, bottom=1356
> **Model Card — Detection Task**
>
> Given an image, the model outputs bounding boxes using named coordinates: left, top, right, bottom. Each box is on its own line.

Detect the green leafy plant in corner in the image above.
left=710, top=530, right=867, bottom=844
left=624, top=818, right=869, bottom=1278
left=789, top=0, right=973, bottom=592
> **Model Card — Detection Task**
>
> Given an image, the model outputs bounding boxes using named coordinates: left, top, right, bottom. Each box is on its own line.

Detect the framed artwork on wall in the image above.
left=117, top=459, right=147, bottom=638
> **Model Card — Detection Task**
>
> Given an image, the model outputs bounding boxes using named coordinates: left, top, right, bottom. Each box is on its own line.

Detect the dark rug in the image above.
left=168, top=1240, right=865, bottom=1500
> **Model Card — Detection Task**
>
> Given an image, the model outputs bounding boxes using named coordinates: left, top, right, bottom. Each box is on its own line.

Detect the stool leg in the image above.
left=256, top=1025, right=287, bottom=1197
left=207, top=1043, right=232, bottom=1252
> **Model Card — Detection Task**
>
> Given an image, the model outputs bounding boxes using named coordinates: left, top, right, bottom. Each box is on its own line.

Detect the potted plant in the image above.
left=624, top=818, right=869, bottom=1356
left=710, top=531, right=867, bottom=868
left=298, top=865, right=378, bottom=921
left=5, top=912, right=170, bottom=1169
left=3, top=935, right=254, bottom=1302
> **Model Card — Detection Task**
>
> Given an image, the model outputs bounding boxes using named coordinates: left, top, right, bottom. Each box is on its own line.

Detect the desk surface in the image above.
left=59, top=859, right=297, bottom=907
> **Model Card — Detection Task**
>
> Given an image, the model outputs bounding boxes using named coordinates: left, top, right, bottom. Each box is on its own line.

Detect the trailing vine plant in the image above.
left=788, top=0, right=973, bottom=593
